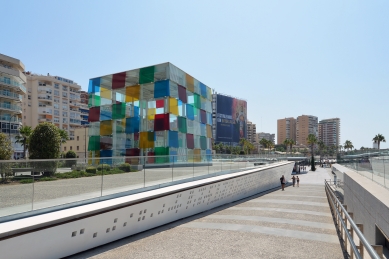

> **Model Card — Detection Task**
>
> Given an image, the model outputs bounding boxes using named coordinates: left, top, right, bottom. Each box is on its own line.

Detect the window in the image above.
left=54, top=83, right=59, bottom=89
left=54, top=110, right=59, bottom=116
left=63, top=112, right=68, bottom=117
left=77, top=146, right=79, bottom=150
left=54, top=90, right=59, bottom=96
left=28, top=95, right=31, bottom=100
left=62, top=100, right=68, bottom=104
left=64, top=147, right=66, bottom=151
left=77, top=136, right=79, bottom=141
left=54, top=103, right=59, bottom=109
left=63, top=105, right=68, bottom=111
left=63, top=92, right=68, bottom=97
left=70, top=146, right=72, bottom=150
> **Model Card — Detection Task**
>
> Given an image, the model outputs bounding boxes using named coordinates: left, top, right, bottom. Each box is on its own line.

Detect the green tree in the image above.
left=239, top=138, right=254, bottom=155
left=29, top=122, right=61, bottom=176
left=14, top=125, right=32, bottom=159
left=373, top=134, right=386, bottom=150
left=267, top=141, right=274, bottom=154
left=0, top=133, right=14, bottom=182
left=259, top=138, right=269, bottom=153
left=344, top=140, right=354, bottom=152
left=65, top=150, right=77, bottom=167
left=307, top=134, right=317, bottom=171
left=317, top=140, right=325, bottom=162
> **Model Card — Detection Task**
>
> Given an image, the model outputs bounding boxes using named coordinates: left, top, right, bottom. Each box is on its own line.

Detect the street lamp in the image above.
left=84, top=124, right=89, bottom=160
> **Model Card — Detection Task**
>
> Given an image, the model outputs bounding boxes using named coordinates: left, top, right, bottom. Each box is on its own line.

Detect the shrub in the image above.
left=0, top=132, right=14, bottom=183
left=39, top=177, right=57, bottom=181
left=97, top=164, right=111, bottom=171
left=20, top=179, right=34, bottom=184
left=86, top=167, right=97, bottom=174
left=65, top=150, right=77, bottom=168
left=118, top=163, right=131, bottom=172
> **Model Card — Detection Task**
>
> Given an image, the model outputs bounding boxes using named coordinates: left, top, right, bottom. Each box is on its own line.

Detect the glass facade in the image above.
left=87, top=63, right=213, bottom=164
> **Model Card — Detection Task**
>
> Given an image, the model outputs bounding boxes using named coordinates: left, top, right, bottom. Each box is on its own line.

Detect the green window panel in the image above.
left=155, top=147, right=169, bottom=163
left=194, top=94, right=201, bottom=109
left=112, top=102, right=126, bottom=119
left=200, top=136, right=207, bottom=150
left=88, top=135, right=101, bottom=151
left=178, top=116, right=187, bottom=133
left=88, top=94, right=100, bottom=108
left=139, top=66, right=155, bottom=84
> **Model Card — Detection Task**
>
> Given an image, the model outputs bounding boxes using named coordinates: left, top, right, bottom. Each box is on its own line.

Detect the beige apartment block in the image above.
left=23, top=73, right=83, bottom=142
left=0, top=53, right=27, bottom=158
left=319, top=118, right=340, bottom=147
left=247, top=120, right=257, bottom=144
left=257, top=132, right=275, bottom=144
left=296, top=115, right=318, bottom=146
left=277, top=117, right=296, bottom=144
left=62, top=127, right=89, bottom=158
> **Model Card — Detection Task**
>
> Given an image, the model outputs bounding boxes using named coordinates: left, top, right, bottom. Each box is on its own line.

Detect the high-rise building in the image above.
left=257, top=132, right=275, bottom=144
left=0, top=53, right=27, bottom=158
left=277, top=117, right=296, bottom=144
left=80, top=90, right=88, bottom=105
left=62, top=127, right=89, bottom=158
left=246, top=121, right=256, bottom=144
left=296, top=115, right=318, bottom=146
left=23, top=73, right=83, bottom=141
left=319, top=118, right=340, bottom=147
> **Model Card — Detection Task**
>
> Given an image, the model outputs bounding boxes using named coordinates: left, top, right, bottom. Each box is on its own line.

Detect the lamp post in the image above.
left=84, top=124, right=89, bottom=161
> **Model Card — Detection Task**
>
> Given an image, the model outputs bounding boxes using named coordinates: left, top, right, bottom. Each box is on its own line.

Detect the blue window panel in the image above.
left=186, top=104, right=194, bottom=121
left=206, top=149, right=212, bottom=161
left=200, top=82, right=207, bottom=98
left=133, top=106, right=140, bottom=117
left=100, top=110, right=112, bottom=121
left=154, top=80, right=170, bottom=98
left=88, top=78, right=101, bottom=93
left=100, top=150, right=113, bottom=165
left=168, top=131, right=179, bottom=148
left=125, top=117, right=140, bottom=133
left=200, top=123, right=206, bottom=136
left=207, top=112, right=213, bottom=125
left=169, top=149, right=178, bottom=163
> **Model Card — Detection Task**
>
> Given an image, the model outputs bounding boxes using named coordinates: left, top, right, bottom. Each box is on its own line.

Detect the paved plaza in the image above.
left=67, top=167, right=344, bottom=259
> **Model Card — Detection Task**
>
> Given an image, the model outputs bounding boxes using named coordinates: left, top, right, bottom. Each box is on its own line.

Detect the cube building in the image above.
left=87, top=63, right=213, bottom=164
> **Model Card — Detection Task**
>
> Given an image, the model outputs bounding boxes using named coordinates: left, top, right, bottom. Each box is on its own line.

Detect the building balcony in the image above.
left=38, top=108, right=53, bottom=115
left=69, top=119, right=81, bottom=125
left=0, top=102, right=22, bottom=113
left=0, top=115, right=22, bottom=123
left=38, top=95, right=53, bottom=102
left=0, top=90, right=22, bottom=101
left=0, top=76, right=26, bottom=94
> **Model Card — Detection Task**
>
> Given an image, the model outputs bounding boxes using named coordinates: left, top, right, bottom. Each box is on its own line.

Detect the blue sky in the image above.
left=2, top=0, right=388, bottom=149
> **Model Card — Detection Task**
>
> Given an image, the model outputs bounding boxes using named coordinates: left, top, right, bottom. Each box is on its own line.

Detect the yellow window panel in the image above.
left=186, top=74, right=194, bottom=92
left=100, top=87, right=112, bottom=99
left=148, top=108, right=156, bottom=120
left=100, top=120, right=113, bottom=135
left=125, top=85, right=140, bottom=102
left=169, top=97, right=179, bottom=115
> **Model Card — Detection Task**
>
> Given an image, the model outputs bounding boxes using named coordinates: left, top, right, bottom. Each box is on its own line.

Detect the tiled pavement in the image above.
left=67, top=167, right=344, bottom=259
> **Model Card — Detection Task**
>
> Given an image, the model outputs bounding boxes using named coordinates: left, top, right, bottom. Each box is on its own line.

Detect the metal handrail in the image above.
left=325, top=180, right=381, bottom=259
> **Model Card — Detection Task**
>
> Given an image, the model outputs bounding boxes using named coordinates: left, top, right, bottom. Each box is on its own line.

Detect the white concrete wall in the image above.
left=334, top=164, right=389, bottom=245
left=0, top=162, right=293, bottom=259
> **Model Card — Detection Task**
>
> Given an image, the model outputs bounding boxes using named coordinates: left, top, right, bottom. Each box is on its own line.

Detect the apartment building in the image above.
left=257, top=132, right=275, bottom=144
left=247, top=121, right=257, bottom=144
left=277, top=117, right=296, bottom=144
left=62, top=127, right=89, bottom=158
left=296, top=115, right=318, bottom=146
left=0, top=53, right=27, bottom=158
left=319, top=118, right=340, bottom=147
left=23, top=73, right=83, bottom=141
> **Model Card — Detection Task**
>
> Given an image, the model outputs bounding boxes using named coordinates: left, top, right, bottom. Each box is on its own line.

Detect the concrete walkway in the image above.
left=67, top=167, right=343, bottom=259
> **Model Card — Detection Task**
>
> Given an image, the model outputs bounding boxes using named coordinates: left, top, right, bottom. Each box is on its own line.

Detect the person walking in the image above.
left=296, top=176, right=300, bottom=187
left=280, top=175, right=286, bottom=191
left=292, top=175, right=296, bottom=187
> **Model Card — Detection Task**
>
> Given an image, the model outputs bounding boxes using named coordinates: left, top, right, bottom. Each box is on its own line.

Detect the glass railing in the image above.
left=337, top=149, right=389, bottom=189
left=0, top=102, right=22, bottom=112
left=0, top=90, right=22, bottom=101
left=0, top=115, right=21, bottom=123
left=0, top=154, right=289, bottom=221
left=0, top=76, right=26, bottom=93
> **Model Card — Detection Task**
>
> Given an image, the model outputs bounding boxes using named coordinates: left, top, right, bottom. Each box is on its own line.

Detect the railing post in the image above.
left=356, top=224, right=364, bottom=259
left=371, top=245, right=383, bottom=259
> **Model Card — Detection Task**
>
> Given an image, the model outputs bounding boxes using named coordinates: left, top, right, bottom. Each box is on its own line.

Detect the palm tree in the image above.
left=317, top=140, right=325, bottom=162
left=307, top=134, right=317, bottom=171
left=283, top=139, right=291, bottom=154
left=267, top=141, right=274, bottom=154
left=373, top=134, right=386, bottom=150
left=15, top=125, right=32, bottom=159
left=288, top=139, right=295, bottom=154
left=344, top=140, right=354, bottom=152
left=259, top=138, right=268, bottom=154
